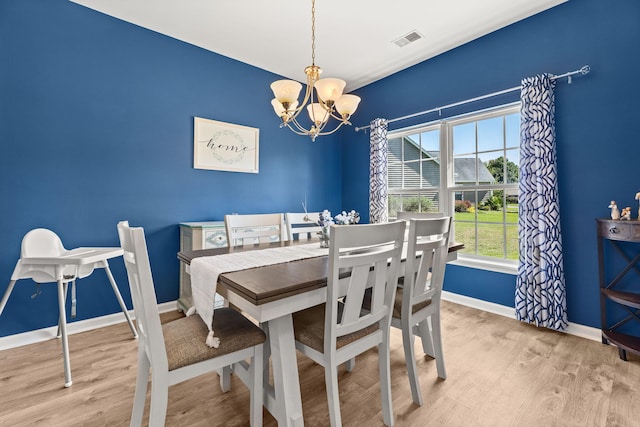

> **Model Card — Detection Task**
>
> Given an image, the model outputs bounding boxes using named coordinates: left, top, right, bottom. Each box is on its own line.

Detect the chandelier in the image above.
left=269, top=0, right=361, bottom=142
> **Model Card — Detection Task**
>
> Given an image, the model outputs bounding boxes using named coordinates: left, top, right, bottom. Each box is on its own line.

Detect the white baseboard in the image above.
left=442, top=291, right=602, bottom=342
left=0, top=301, right=178, bottom=351
left=0, top=294, right=603, bottom=351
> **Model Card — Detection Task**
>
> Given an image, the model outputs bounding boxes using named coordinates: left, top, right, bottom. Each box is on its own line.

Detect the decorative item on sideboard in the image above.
left=317, top=210, right=334, bottom=248
left=636, top=192, right=640, bottom=220
left=316, top=209, right=361, bottom=248
left=621, top=207, right=632, bottom=220
left=608, top=200, right=620, bottom=220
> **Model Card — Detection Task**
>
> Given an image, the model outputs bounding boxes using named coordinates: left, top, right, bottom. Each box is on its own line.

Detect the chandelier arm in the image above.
left=314, top=120, right=347, bottom=137
left=287, top=116, right=316, bottom=134
left=309, top=111, right=348, bottom=136
left=286, top=111, right=348, bottom=139
left=284, top=83, right=314, bottom=121
left=284, top=122, right=316, bottom=137
left=284, top=67, right=320, bottom=122
left=325, top=110, right=349, bottom=122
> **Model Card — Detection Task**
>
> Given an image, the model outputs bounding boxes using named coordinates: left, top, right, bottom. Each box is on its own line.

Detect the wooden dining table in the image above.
left=178, top=239, right=464, bottom=426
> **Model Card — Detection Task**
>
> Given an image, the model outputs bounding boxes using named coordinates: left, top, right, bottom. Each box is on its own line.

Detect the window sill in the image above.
left=449, top=255, right=517, bottom=275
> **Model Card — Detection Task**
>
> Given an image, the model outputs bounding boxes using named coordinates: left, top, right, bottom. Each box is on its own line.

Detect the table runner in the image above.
left=190, top=243, right=329, bottom=347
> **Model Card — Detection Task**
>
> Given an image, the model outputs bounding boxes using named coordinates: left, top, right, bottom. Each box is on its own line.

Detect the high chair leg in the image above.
left=0, top=280, right=17, bottom=317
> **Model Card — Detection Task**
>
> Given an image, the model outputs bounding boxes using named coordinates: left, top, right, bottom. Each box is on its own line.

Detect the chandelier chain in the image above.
left=311, top=0, right=316, bottom=66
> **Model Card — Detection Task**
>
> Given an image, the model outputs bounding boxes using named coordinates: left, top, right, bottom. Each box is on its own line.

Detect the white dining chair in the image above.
left=224, top=213, right=286, bottom=247
left=285, top=212, right=323, bottom=241
left=292, top=221, right=406, bottom=427
left=365, top=216, right=451, bottom=406
left=117, top=221, right=265, bottom=426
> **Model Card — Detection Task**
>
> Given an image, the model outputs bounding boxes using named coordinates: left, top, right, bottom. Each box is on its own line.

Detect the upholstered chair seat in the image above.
left=163, top=308, right=265, bottom=371
left=293, top=303, right=379, bottom=353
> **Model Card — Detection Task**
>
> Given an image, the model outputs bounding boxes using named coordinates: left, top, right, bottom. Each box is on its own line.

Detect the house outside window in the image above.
left=387, top=103, right=520, bottom=271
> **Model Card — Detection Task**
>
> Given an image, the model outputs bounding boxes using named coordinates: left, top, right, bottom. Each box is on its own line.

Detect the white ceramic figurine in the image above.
left=621, top=207, right=632, bottom=220
left=635, top=192, right=640, bottom=220
left=609, top=201, right=620, bottom=220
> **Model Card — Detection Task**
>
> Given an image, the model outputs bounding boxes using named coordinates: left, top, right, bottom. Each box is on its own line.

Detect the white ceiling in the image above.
left=70, top=0, right=568, bottom=92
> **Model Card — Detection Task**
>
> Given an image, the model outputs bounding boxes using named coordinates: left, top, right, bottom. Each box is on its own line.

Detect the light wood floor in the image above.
left=1, top=301, right=639, bottom=426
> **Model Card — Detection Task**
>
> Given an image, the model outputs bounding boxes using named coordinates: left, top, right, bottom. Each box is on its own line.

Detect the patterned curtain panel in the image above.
left=369, top=118, right=388, bottom=224
left=515, top=74, right=567, bottom=331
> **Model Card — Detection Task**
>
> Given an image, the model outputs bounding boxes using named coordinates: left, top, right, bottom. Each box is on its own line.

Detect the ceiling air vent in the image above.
left=392, top=30, right=423, bottom=48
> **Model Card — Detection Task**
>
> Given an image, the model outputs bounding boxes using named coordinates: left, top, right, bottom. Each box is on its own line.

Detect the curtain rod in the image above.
left=354, top=65, right=591, bottom=132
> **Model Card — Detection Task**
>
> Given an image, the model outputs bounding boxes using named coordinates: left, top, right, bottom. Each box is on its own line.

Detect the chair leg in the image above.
left=219, top=366, right=232, bottom=393
left=417, top=318, right=435, bottom=358
left=344, top=357, right=356, bottom=372
left=430, top=312, right=447, bottom=380
left=148, top=371, right=169, bottom=427
left=56, top=280, right=72, bottom=387
left=403, top=319, right=423, bottom=406
left=379, top=329, right=395, bottom=426
left=250, top=345, right=264, bottom=427
left=0, top=280, right=17, bottom=317
left=130, top=348, right=150, bottom=427
left=104, top=265, right=138, bottom=338
left=325, top=362, right=342, bottom=427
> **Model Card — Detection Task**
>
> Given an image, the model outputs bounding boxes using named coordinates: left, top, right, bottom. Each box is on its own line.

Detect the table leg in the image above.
left=57, top=280, right=72, bottom=387
left=104, top=264, right=138, bottom=338
left=268, top=314, right=304, bottom=427
left=261, top=322, right=271, bottom=391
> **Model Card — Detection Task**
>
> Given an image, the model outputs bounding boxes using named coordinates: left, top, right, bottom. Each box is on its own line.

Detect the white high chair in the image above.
left=0, top=228, right=137, bottom=387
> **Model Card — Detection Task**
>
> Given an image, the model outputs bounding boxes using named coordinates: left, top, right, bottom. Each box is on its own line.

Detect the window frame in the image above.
left=387, top=102, right=520, bottom=273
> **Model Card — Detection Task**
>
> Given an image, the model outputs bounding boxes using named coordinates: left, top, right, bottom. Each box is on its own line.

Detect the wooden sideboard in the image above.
left=596, top=218, right=640, bottom=360
left=178, top=221, right=227, bottom=312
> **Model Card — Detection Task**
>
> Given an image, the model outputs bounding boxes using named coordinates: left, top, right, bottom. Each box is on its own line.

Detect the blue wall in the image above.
left=2, top=0, right=639, bottom=338
left=343, top=0, right=640, bottom=328
left=0, top=0, right=343, bottom=336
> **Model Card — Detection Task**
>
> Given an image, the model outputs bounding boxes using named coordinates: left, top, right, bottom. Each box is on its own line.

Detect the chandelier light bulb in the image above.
left=271, top=99, right=299, bottom=118
left=307, top=103, right=329, bottom=125
left=270, top=80, right=303, bottom=105
left=314, top=78, right=346, bottom=104
left=335, top=94, right=361, bottom=118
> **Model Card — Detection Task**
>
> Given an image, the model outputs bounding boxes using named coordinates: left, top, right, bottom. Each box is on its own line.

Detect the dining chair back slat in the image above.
left=225, top=213, right=286, bottom=246
left=285, top=212, right=323, bottom=241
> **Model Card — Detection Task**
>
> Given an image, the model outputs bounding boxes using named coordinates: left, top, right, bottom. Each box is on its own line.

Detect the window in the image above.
left=387, top=103, right=520, bottom=268
left=388, top=126, right=442, bottom=214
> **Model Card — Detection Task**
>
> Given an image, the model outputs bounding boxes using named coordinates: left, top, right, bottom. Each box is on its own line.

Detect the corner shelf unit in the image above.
left=597, top=218, right=640, bottom=360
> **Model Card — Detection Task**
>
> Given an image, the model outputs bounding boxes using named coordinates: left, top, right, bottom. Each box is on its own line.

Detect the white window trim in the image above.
left=387, top=102, right=521, bottom=273
left=450, top=254, right=518, bottom=275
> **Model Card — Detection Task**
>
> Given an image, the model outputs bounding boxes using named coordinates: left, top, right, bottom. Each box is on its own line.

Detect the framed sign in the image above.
left=193, top=117, right=259, bottom=173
